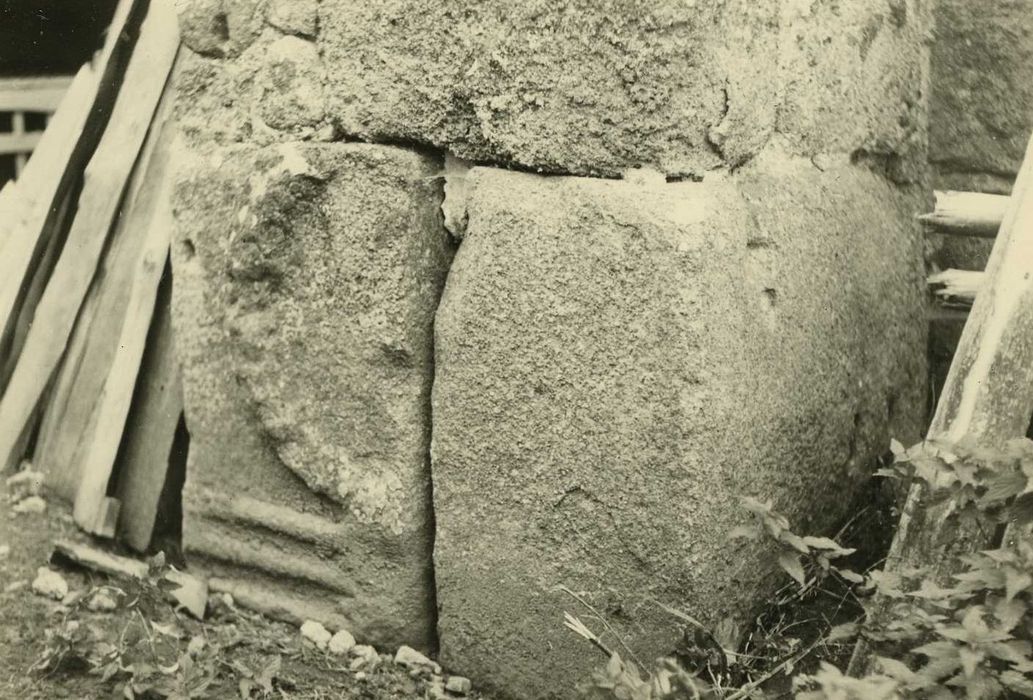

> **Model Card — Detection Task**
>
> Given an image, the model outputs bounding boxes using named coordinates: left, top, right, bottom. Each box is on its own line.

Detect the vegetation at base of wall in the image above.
left=570, top=437, right=1033, bottom=699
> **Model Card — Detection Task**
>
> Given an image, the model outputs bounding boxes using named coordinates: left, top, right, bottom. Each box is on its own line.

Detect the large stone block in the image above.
left=175, top=0, right=928, bottom=177
left=431, top=152, right=926, bottom=698
left=929, top=0, right=1033, bottom=181
left=170, top=141, right=453, bottom=648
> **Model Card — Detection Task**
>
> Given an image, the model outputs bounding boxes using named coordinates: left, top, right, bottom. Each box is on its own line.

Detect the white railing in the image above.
left=0, top=76, right=72, bottom=180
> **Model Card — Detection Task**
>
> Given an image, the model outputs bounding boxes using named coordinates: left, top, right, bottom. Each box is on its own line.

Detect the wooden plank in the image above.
left=0, top=179, right=18, bottom=251
left=52, top=539, right=207, bottom=619
left=0, top=76, right=74, bottom=112
left=918, top=190, right=1009, bottom=238
left=928, top=268, right=984, bottom=306
left=73, top=147, right=178, bottom=535
left=0, top=132, right=42, bottom=155
left=0, top=0, right=179, bottom=473
left=1, top=187, right=77, bottom=389
left=114, top=271, right=184, bottom=553
left=851, top=133, right=1033, bottom=673
left=33, top=94, right=175, bottom=501
left=0, top=0, right=138, bottom=391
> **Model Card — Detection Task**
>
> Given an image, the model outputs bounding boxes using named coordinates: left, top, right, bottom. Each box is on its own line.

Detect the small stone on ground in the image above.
left=394, top=644, right=440, bottom=673
left=12, top=496, right=46, bottom=515
left=329, top=628, right=356, bottom=654
left=300, top=620, right=331, bottom=649
left=31, top=567, right=68, bottom=600
left=446, top=676, right=472, bottom=695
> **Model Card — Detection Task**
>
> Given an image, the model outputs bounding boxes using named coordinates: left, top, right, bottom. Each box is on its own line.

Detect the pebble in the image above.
left=4, top=580, right=25, bottom=593
left=328, top=629, right=356, bottom=655
left=395, top=645, right=441, bottom=674
left=6, top=468, right=44, bottom=499
left=300, top=620, right=332, bottom=649
left=187, top=635, right=206, bottom=657
left=349, top=644, right=378, bottom=670
left=12, top=496, right=46, bottom=514
left=446, top=676, right=472, bottom=695
left=426, top=677, right=447, bottom=700
left=31, top=567, right=68, bottom=600
left=0, top=544, right=9, bottom=559
left=87, top=589, right=119, bottom=612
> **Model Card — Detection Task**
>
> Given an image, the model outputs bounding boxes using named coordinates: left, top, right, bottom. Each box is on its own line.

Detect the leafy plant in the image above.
left=571, top=437, right=1033, bottom=699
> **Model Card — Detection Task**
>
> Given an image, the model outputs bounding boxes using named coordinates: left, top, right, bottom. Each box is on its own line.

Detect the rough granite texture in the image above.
left=929, top=0, right=1033, bottom=182
left=431, top=152, right=926, bottom=698
left=167, top=0, right=935, bottom=694
left=174, top=0, right=929, bottom=178
left=170, top=141, right=453, bottom=649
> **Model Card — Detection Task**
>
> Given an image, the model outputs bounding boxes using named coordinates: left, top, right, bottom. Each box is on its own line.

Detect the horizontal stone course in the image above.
left=174, top=0, right=928, bottom=177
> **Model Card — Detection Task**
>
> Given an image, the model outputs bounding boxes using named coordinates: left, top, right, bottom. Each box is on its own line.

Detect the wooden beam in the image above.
left=74, top=155, right=177, bottom=535
left=33, top=92, right=175, bottom=501
left=0, top=180, right=18, bottom=251
left=0, top=0, right=138, bottom=393
left=114, top=272, right=184, bottom=553
left=851, top=134, right=1033, bottom=673
left=918, top=190, right=1009, bottom=238
left=0, top=132, right=42, bottom=156
left=0, top=0, right=179, bottom=473
left=0, top=76, right=74, bottom=112
left=52, top=539, right=207, bottom=619
left=927, top=268, right=984, bottom=305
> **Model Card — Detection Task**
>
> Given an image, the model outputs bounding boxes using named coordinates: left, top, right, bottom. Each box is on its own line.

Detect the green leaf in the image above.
left=826, top=622, right=860, bottom=643
left=912, top=640, right=959, bottom=659
left=1000, top=670, right=1033, bottom=697
left=890, top=438, right=906, bottom=457
left=802, top=536, right=855, bottom=556
left=993, top=597, right=1026, bottom=631
left=780, top=531, right=810, bottom=554
left=958, top=647, right=983, bottom=678
left=778, top=550, right=806, bottom=587
left=605, top=652, right=623, bottom=679
left=1005, top=567, right=1033, bottom=602
left=876, top=656, right=917, bottom=683
left=835, top=567, right=865, bottom=584
left=980, top=470, right=1026, bottom=504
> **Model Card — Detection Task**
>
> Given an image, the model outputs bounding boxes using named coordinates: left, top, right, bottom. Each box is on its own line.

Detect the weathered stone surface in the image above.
left=177, top=0, right=266, bottom=58
left=930, top=0, right=1033, bottom=181
left=267, top=0, right=317, bottom=37
left=432, top=151, right=926, bottom=698
left=255, top=36, right=326, bottom=131
left=171, top=141, right=453, bottom=649
left=176, top=0, right=928, bottom=177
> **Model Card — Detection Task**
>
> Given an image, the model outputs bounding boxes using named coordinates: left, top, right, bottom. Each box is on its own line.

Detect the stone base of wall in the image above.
left=171, top=141, right=454, bottom=649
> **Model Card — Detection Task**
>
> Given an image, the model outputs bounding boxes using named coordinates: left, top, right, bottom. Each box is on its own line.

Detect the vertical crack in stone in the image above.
left=424, top=152, right=463, bottom=653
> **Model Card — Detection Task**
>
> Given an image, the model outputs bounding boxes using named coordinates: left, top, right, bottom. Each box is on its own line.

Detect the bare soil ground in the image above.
left=0, top=494, right=488, bottom=700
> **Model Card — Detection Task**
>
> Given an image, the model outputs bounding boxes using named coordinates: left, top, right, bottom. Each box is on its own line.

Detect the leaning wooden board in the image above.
left=114, top=271, right=184, bottom=552
left=74, top=141, right=178, bottom=536
left=0, top=0, right=137, bottom=379
left=0, top=0, right=180, bottom=473
left=34, top=92, right=176, bottom=502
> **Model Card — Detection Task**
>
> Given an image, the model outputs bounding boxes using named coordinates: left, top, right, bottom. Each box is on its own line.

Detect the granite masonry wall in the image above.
left=169, top=1, right=933, bottom=697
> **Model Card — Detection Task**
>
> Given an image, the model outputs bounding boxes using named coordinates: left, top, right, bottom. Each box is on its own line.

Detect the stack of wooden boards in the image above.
left=0, top=0, right=184, bottom=553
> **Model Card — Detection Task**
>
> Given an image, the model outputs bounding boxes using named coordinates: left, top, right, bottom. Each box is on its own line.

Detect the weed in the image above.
left=570, top=437, right=1033, bottom=699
